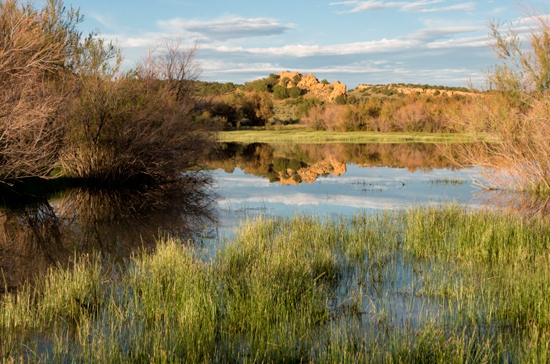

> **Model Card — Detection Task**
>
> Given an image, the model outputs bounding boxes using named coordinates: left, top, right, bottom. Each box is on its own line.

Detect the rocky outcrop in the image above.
left=297, top=73, right=319, bottom=88
left=355, top=84, right=471, bottom=97
left=277, top=71, right=347, bottom=103
left=330, top=81, right=346, bottom=101
left=278, top=71, right=301, bottom=83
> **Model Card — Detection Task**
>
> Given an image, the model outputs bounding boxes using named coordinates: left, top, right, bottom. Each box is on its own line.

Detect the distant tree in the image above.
left=292, top=74, right=302, bottom=86
left=273, top=85, right=289, bottom=99
left=241, top=91, right=273, bottom=126
left=335, top=94, right=347, bottom=104
left=244, top=79, right=268, bottom=92
left=288, top=87, right=301, bottom=98
left=265, top=74, right=280, bottom=91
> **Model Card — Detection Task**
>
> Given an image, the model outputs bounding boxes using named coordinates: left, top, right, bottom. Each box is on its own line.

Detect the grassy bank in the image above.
left=218, top=130, right=484, bottom=144
left=2, top=206, right=550, bottom=362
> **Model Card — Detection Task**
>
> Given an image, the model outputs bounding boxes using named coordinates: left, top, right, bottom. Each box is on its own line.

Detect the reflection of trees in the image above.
left=477, top=190, right=550, bottom=217
left=0, top=174, right=216, bottom=291
left=0, top=200, right=67, bottom=293
left=206, top=142, right=469, bottom=184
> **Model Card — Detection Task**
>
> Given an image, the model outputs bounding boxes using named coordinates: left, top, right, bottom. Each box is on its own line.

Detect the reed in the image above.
left=2, top=206, right=550, bottom=362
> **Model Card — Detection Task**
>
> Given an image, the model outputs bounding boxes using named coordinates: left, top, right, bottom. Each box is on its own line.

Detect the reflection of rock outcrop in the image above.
left=279, top=158, right=347, bottom=185
left=0, top=175, right=216, bottom=291
left=205, top=142, right=467, bottom=185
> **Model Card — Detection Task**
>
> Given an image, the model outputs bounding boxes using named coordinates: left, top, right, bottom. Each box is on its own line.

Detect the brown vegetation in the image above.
left=62, top=40, right=214, bottom=182
left=452, top=11, right=550, bottom=193
left=302, top=94, right=467, bottom=133
left=0, top=0, right=216, bottom=183
left=0, top=0, right=79, bottom=179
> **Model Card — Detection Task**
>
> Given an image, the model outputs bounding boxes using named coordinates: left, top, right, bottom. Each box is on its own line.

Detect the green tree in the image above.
left=288, top=87, right=301, bottom=98
left=334, top=94, right=347, bottom=105
left=241, top=91, right=274, bottom=126
left=273, top=85, right=289, bottom=99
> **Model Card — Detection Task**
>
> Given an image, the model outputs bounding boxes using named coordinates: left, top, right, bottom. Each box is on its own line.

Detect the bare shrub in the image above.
left=302, top=104, right=347, bottom=131
left=62, top=41, right=215, bottom=182
left=453, top=10, right=550, bottom=193
left=0, top=0, right=80, bottom=179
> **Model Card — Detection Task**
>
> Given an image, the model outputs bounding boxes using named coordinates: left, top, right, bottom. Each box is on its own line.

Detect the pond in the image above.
left=3, top=142, right=550, bottom=362
left=0, top=142, right=540, bottom=291
left=208, top=142, right=489, bottom=236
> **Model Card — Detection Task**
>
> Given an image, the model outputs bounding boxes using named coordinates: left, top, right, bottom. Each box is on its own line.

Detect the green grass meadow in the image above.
left=2, top=206, right=550, bottom=363
left=218, top=130, right=483, bottom=144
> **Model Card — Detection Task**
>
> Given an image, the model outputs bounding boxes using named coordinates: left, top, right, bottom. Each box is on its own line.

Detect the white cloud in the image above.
left=330, top=0, right=476, bottom=13
left=158, top=16, right=295, bottom=41
left=409, top=26, right=483, bottom=41
left=205, top=38, right=418, bottom=57
left=220, top=193, right=403, bottom=209
left=203, top=25, right=487, bottom=58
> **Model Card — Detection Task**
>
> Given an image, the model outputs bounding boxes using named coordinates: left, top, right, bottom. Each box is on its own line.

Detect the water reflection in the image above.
left=477, top=190, right=550, bottom=217
left=206, top=142, right=464, bottom=185
left=0, top=175, right=216, bottom=291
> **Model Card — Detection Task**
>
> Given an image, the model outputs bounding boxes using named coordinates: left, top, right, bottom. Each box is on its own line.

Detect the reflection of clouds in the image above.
left=220, top=193, right=440, bottom=210
left=214, top=175, right=271, bottom=188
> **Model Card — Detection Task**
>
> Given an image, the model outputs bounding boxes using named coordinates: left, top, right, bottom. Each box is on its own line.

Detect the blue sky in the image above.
left=64, top=0, right=550, bottom=88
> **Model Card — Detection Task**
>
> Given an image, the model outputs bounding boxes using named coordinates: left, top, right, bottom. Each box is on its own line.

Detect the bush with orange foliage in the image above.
left=453, top=11, right=550, bottom=193
left=302, top=94, right=465, bottom=133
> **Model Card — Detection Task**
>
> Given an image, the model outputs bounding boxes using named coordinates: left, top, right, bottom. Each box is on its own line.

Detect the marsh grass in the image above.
left=2, top=206, right=550, bottom=362
left=218, top=130, right=482, bottom=144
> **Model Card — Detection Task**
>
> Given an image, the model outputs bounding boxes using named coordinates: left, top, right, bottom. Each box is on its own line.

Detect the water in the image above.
left=0, top=142, right=540, bottom=290
left=214, top=165, right=483, bottom=234
left=208, top=142, right=486, bottom=236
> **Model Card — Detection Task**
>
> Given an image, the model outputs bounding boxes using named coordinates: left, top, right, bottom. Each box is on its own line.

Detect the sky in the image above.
left=62, top=0, right=550, bottom=88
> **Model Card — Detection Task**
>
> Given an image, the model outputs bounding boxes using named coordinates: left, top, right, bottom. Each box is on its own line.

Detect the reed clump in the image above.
left=2, top=206, right=550, bottom=362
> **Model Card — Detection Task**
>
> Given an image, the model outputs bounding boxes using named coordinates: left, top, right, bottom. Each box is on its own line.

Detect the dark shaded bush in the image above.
left=240, top=91, right=274, bottom=126
left=273, top=85, right=289, bottom=100
left=288, top=87, right=301, bottom=98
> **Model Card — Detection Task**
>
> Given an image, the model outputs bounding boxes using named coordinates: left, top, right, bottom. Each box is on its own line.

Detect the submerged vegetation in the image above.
left=2, top=206, right=550, bottom=362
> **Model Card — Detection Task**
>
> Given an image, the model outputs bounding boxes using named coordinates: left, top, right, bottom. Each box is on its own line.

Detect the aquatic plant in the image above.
left=2, top=206, right=550, bottom=362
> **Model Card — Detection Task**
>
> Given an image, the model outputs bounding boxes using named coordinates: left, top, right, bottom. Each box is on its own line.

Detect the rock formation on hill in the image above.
left=277, top=71, right=347, bottom=102
left=355, top=84, right=471, bottom=98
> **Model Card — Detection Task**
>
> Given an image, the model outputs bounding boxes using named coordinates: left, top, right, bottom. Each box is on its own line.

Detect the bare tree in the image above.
left=452, top=9, right=550, bottom=193
left=61, top=39, right=215, bottom=182
left=0, top=0, right=80, bottom=179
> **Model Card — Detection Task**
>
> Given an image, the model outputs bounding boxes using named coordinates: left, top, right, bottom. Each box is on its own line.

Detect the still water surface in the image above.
left=0, top=142, right=529, bottom=290
left=210, top=142, right=485, bottom=236
left=214, top=165, right=483, bottom=236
